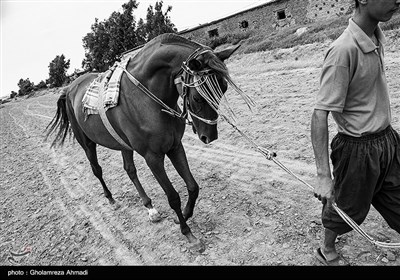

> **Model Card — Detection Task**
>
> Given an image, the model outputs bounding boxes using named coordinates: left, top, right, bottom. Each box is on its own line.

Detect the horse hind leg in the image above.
left=121, top=150, right=162, bottom=222
left=82, top=141, right=120, bottom=209
left=64, top=101, right=118, bottom=209
left=72, top=130, right=118, bottom=208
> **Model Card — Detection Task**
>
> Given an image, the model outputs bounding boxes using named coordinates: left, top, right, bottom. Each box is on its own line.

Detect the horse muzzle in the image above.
left=196, top=124, right=218, bottom=144
left=199, top=133, right=218, bottom=144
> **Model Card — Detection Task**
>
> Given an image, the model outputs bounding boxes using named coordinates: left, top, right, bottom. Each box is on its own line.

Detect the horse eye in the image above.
left=193, top=95, right=203, bottom=103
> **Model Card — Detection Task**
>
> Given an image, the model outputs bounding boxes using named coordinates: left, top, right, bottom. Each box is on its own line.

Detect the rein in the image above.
left=118, top=48, right=221, bottom=126
left=119, top=65, right=183, bottom=119
left=221, top=115, right=400, bottom=249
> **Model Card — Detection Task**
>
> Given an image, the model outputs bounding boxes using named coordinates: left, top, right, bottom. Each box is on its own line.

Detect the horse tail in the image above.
left=44, top=87, right=72, bottom=148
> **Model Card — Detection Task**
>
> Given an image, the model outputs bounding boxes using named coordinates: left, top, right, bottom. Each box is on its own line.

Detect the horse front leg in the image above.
left=145, top=152, right=205, bottom=253
left=167, top=142, right=199, bottom=221
left=121, top=150, right=162, bottom=223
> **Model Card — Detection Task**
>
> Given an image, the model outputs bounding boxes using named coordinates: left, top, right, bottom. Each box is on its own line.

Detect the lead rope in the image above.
left=221, top=115, right=400, bottom=249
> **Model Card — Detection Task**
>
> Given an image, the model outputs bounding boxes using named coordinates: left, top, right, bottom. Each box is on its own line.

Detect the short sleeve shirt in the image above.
left=315, top=19, right=391, bottom=137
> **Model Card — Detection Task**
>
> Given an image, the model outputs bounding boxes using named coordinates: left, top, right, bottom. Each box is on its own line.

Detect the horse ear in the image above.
left=214, top=44, right=241, bottom=62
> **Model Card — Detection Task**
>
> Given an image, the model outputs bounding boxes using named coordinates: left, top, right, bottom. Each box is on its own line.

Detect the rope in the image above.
left=221, top=114, right=400, bottom=249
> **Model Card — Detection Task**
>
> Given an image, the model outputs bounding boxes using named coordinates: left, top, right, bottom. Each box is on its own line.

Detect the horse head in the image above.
left=175, top=45, right=241, bottom=144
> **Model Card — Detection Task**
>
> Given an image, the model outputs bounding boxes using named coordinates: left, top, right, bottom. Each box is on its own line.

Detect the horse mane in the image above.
left=162, top=34, right=230, bottom=79
left=125, top=33, right=204, bottom=59
left=157, top=33, right=204, bottom=49
left=131, top=33, right=229, bottom=77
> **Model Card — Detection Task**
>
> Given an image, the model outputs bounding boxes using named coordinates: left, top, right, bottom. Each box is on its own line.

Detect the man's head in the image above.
left=354, top=0, right=400, bottom=22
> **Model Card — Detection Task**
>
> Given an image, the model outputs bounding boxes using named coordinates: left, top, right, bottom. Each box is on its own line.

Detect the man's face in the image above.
left=365, top=0, right=400, bottom=22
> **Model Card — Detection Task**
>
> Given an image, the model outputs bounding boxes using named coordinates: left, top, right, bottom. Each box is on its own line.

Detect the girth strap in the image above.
left=97, top=77, right=132, bottom=150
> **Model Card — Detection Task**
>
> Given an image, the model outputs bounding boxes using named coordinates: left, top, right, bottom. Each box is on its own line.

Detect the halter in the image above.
left=174, top=48, right=256, bottom=126
left=173, top=48, right=222, bottom=126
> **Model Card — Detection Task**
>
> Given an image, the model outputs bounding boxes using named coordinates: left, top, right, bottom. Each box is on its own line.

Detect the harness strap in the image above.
left=97, top=77, right=132, bottom=150
left=118, top=65, right=182, bottom=118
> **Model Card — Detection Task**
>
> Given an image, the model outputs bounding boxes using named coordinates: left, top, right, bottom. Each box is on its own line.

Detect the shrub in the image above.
left=17, top=78, right=34, bottom=96
left=34, top=80, right=47, bottom=91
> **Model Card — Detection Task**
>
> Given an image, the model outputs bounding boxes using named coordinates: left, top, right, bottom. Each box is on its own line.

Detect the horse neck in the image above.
left=126, top=43, right=195, bottom=104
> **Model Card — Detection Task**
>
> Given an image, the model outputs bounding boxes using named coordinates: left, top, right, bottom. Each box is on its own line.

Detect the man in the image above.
left=311, top=0, right=400, bottom=266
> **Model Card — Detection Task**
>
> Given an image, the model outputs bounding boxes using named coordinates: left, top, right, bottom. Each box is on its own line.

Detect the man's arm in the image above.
left=311, top=109, right=334, bottom=203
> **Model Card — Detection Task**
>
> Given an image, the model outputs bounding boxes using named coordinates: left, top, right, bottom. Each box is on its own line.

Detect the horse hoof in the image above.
left=173, top=214, right=189, bottom=224
left=188, top=240, right=205, bottom=254
left=148, top=208, right=162, bottom=223
left=110, top=201, right=121, bottom=210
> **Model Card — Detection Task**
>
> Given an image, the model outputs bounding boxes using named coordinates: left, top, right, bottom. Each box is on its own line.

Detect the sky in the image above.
left=0, top=0, right=271, bottom=98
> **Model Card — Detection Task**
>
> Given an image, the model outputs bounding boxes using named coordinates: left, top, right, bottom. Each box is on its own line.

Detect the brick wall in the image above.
left=179, top=0, right=354, bottom=44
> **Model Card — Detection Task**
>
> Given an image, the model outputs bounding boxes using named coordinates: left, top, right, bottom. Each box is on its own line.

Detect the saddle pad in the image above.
left=82, top=57, right=130, bottom=117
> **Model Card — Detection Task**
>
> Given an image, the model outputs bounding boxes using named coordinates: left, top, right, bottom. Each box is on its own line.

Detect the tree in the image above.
left=82, top=0, right=177, bottom=72
left=34, top=80, right=47, bottom=91
left=135, top=18, right=147, bottom=44
left=48, top=54, right=70, bottom=88
left=139, top=1, right=177, bottom=41
left=82, top=0, right=140, bottom=71
left=17, top=78, right=34, bottom=96
left=82, top=18, right=112, bottom=72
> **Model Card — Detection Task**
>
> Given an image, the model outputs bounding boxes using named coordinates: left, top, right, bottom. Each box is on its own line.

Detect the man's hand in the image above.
left=314, top=175, right=334, bottom=204
left=311, top=109, right=333, bottom=205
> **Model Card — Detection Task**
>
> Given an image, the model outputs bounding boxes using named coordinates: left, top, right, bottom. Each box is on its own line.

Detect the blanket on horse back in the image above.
left=82, top=47, right=142, bottom=118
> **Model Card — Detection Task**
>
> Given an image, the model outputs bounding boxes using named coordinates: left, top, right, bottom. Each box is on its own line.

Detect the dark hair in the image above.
left=355, top=0, right=359, bottom=8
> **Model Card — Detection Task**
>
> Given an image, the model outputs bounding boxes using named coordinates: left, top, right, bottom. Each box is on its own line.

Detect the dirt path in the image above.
left=1, top=33, right=400, bottom=266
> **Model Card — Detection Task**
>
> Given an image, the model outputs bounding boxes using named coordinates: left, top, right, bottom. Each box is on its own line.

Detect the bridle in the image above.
left=173, top=48, right=222, bottom=126
left=118, top=47, right=223, bottom=126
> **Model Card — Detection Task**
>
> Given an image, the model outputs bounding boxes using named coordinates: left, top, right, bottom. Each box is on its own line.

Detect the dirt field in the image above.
left=1, top=29, right=400, bottom=267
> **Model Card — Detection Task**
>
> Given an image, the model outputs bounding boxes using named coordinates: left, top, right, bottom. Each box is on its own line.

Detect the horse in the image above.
left=45, top=33, right=249, bottom=253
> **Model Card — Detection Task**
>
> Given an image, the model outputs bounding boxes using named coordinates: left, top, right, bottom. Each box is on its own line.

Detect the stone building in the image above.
left=178, top=0, right=354, bottom=44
